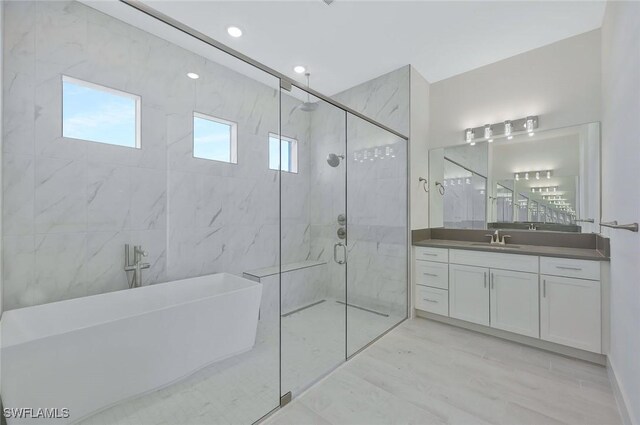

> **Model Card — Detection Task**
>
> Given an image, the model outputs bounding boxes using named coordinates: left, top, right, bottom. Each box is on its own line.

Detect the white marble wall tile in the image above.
left=34, top=232, right=88, bottom=305
left=86, top=231, right=130, bottom=294
left=3, top=68, right=35, bottom=156
left=87, top=163, right=131, bottom=232
left=34, top=1, right=88, bottom=72
left=168, top=170, right=199, bottom=230
left=34, top=156, right=87, bottom=234
left=129, top=167, right=166, bottom=231
left=2, top=235, right=36, bottom=310
left=3, top=153, right=35, bottom=235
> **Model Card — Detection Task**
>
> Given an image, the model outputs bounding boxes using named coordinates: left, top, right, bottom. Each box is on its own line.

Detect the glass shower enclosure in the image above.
left=0, top=1, right=408, bottom=424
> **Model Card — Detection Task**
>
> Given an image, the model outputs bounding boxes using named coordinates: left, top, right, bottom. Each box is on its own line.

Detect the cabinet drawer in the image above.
left=415, top=261, right=448, bottom=289
left=415, top=285, right=448, bottom=315
left=449, top=249, right=538, bottom=273
left=415, top=246, right=448, bottom=263
left=540, top=257, right=600, bottom=281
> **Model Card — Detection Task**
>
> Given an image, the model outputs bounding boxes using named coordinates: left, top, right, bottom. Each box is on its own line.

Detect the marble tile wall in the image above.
left=2, top=1, right=310, bottom=310
left=318, top=68, right=410, bottom=318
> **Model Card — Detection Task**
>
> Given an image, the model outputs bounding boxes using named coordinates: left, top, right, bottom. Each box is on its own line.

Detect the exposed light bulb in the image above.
left=526, top=116, right=535, bottom=133
left=465, top=128, right=474, bottom=144
left=484, top=124, right=492, bottom=141
left=293, top=65, right=306, bottom=74
left=186, top=72, right=200, bottom=79
left=504, top=120, right=512, bottom=139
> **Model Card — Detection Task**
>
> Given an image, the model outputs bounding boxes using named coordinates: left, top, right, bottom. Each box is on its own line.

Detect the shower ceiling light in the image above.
left=293, top=65, right=306, bottom=74
left=227, top=26, right=243, bottom=37
left=186, top=72, right=200, bottom=79
left=463, top=116, right=538, bottom=142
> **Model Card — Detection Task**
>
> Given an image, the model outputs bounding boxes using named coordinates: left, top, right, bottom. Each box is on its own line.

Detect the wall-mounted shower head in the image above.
left=327, top=153, right=344, bottom=167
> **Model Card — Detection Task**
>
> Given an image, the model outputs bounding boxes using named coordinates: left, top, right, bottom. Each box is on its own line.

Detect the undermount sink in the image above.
left=469, top=243, right=522, bottom=249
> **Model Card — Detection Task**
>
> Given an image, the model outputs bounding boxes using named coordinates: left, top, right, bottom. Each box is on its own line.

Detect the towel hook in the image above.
left=418, top=177, right=429, bottom=193
left=435, top=181, right=445, bottom=195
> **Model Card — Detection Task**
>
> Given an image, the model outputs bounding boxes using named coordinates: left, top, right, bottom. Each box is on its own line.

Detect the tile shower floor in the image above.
left=79, top=298, right=402, bottom=425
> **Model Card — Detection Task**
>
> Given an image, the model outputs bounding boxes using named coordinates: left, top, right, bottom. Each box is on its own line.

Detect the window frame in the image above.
left=61, top=75, right=141, bottom=149
left=192, top=111, right=238, bottom=164
left=268, top=132, right=298, bottom=174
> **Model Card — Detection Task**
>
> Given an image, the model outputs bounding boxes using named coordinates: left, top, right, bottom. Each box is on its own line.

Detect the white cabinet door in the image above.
left=490, top=269, right=539, bottom=338
left=540, top=275, right=601, bottom=353
left=449, top=264, right=489, bottom=326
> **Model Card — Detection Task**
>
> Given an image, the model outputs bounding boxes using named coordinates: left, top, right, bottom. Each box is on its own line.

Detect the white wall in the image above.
left=601, top=2, right=640, bottom=424
left=429, top=29, right=602, bottom=148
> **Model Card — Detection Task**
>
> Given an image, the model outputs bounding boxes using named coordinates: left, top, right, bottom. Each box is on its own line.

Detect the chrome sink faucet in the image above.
left=485, top=230, right=511, bottom=245
left=125, top=244, right=150, bottom=288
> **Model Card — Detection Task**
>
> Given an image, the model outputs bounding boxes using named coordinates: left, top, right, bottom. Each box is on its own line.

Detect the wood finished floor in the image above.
left=264, top=318, right=621, bottom=425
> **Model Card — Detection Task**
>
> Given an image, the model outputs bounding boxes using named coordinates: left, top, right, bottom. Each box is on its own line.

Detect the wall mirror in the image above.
left=428, top=122, right=600, bottom=233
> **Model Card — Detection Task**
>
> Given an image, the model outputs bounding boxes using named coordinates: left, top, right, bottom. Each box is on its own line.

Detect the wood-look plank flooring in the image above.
left=265, top=318, right=621, bottom=425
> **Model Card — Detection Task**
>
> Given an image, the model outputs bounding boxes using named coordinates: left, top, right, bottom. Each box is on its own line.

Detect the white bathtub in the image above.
left=0, top=273, right=262, bottom=425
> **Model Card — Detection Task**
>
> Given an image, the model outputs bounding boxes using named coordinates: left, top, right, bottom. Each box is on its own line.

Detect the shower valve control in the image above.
left=337, top=214, right=346, bottom=225
left=337, top=227, right=346, bottom=239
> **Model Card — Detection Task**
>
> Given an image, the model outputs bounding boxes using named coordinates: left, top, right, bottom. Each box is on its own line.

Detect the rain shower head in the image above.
left=297, top=72, right=319, bottom=113
left=326, top=153, right=344, bottom=167
left=298, top=101, right=319, bottom=112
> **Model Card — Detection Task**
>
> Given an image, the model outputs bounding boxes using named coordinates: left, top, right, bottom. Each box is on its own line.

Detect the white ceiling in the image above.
left=138, top=0, right=606, bottom=94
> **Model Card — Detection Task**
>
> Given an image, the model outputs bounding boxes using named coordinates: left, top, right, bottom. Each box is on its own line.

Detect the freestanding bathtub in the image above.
left=1, top=273, right=262, bottom=425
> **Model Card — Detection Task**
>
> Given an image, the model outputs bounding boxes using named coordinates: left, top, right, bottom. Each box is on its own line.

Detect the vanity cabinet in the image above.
left=490, top=269, right=539, bottom=338
left=414, top=246, right=605, bottom=354
left=540, top=274, right=601, bottom=353
left=449, top=264, right=489, bottom=326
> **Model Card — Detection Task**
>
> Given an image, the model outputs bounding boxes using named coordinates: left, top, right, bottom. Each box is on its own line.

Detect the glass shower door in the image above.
left=279, top=85, right=347, bottom=397
left=346, top=114, right=408, bottom=356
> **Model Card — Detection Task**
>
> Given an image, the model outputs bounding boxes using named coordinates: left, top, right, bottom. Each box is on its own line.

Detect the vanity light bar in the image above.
left=529, top=185, right=558, bottom=193
left=463, top=116, right=538, bottom=143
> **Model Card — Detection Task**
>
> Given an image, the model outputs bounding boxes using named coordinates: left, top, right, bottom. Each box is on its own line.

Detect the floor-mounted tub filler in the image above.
left=1, top=273, right=262, bottom=425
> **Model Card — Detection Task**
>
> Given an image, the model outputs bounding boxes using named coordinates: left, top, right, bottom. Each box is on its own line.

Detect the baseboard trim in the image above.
left=607, top=358, right=635, bottom=425
left=416, top=310, right=606, bottom=365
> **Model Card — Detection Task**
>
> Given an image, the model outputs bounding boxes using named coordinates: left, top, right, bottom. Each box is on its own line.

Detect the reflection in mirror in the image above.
left=429, top=122, right=600, bottom=233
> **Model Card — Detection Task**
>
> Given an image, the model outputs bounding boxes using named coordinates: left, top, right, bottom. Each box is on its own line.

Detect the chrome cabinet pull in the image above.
left=484, top=272, right=487, bottom=288
left=491, top=273, right=494, bottom=289
left=556, top=266, right=582, bottom=271
left=423, top=272, right=438, bottom=277
left=422, top=253, right=438, bottom=257
left=543, top=279, right=546, bottom=297
left=423, top=298, right=438, bottom=303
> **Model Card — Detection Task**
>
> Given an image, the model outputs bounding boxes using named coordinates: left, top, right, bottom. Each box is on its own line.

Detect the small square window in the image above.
left=193, top=112, right=238, bottom=164
left=269, top=133, right=298, bottom=173
left=62, top=76, right=140, bottom=148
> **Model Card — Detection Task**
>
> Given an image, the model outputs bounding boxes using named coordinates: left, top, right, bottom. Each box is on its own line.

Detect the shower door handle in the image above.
left=334, top=242, right=346, bottom=265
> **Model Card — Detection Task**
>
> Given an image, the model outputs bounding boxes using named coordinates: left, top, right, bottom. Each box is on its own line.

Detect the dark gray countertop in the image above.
left=413, top=239, right=610, bottom=261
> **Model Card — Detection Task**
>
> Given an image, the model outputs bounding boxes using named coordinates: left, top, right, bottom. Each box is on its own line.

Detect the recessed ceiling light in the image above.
left=186, top=72, right=200, bottom=80
left=227, top=26, right=242, bottom=38
left=294, top=65, right=306, bottom=74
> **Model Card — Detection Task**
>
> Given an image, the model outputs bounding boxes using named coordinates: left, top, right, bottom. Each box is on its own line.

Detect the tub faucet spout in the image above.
left=125, top=244, right=150, bottom=288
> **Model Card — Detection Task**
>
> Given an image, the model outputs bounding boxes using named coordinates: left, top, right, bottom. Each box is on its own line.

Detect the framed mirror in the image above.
left=428, top=122, right=600, bottom=233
